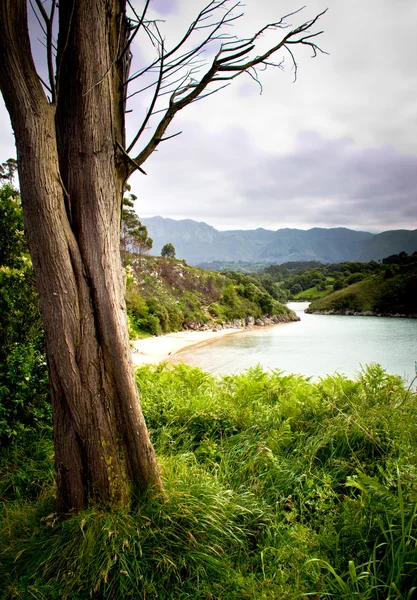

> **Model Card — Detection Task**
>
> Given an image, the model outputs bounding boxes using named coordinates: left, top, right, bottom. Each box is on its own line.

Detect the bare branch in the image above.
left=124, top=2, right=327, bottom=175
left=119, top=0, right=151, bottom=63
left=284, top=44, right=298, bottom=82
left=127, top=0, right=244, bottom=85
left=38, top=74, right=53, bottom=95
left=245, top=67, right=263, bottom=94
left=189, top=82, right=231, bottom=103
left=155, top=130, right=182, bottom=143
left=28, top=0, right=47, bottom=37
left=126, top=41, right=165, bottom=153
left=116, top=141, right=147, bottom=175
left=33, top=0, right=57, bottom=103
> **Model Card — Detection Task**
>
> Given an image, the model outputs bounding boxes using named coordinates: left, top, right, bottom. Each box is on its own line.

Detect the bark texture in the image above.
left=0, top=0, right=162, bottom=512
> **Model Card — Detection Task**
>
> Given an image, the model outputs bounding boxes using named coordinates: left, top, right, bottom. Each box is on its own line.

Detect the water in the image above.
left=177, top=303, right=417, bottom=383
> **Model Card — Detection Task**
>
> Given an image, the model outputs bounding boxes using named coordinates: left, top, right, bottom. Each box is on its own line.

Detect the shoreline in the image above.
left=131, top=327, right=244, bottom=367
left=306, top=309, right=417, bottom=318
left=131, top=312, right=299, bottom=368
left=131, top=319, right=295, bottom=367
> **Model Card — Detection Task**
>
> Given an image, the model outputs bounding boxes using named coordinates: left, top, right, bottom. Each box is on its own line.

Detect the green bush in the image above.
left=0, top=185, right=50, bottom=443
left=346, top=272, right=365, bottom=285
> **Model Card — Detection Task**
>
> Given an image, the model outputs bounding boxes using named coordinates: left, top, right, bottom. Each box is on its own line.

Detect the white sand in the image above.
left=131, top=328, right=243, bottom=367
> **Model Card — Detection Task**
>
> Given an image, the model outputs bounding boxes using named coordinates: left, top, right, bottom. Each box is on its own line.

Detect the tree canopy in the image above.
left=161, top=243, right=176, bottom=259
left=121, top=193, right=153, bottom=263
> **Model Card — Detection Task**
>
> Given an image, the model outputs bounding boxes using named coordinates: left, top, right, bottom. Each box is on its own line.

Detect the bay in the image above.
left=176, top=302, right=417, bottom=383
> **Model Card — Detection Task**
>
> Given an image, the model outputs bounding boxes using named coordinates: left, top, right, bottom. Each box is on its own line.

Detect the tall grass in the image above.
left=1, top=363, right=416, bottom=598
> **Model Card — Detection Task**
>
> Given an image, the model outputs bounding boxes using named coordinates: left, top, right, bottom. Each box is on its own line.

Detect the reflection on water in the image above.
left=177, top=302, right=417, bottom=383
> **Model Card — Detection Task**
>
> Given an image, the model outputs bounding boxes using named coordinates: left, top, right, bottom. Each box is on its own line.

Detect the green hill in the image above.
left=125, top=255, right=298, bottom=337
left=307, top=259, right=417, bottom=316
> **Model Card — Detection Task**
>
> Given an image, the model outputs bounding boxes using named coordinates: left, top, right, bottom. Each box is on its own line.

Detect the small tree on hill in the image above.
left=161, top=243, right=176, bottom=259
left=0, top=158, right=17, bottom=182
left=121, top=193, right=153, bottom=265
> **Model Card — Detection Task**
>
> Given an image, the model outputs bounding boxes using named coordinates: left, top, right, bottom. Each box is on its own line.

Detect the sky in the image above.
left=1, top=0, right=416, bottom=233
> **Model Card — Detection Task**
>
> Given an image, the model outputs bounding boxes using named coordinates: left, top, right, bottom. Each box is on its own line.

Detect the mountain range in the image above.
left=141, top=216, right=417, bottom=266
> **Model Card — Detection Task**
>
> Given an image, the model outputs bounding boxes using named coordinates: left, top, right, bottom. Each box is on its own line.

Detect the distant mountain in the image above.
left=141, top=216, right=417, bottom=265
left=357, top=230, right=417, bottom=262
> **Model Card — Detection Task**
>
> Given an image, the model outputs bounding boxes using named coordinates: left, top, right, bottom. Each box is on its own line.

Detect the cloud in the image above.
left=1, top=0, right=416, bottom=235
left=132, top=125, right=417, bottom=232
left=149, top=0, right=180, bottom=16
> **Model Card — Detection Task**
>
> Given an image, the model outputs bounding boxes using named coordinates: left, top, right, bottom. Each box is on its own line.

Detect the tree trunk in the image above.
left=0, top=0, right=162, bottom=512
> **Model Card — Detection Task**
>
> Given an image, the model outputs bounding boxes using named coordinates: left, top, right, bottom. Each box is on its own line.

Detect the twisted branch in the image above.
left=122, top=2, right=327, bottom=173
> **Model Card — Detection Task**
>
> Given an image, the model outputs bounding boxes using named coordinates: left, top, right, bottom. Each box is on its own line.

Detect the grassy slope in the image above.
left=294, top=281, right=335, bottom=301
left=308, top=270, right=417, bottom=315
left=1, top=363, right=417, bottom=599
left=307, top=278, right=378, bottom=312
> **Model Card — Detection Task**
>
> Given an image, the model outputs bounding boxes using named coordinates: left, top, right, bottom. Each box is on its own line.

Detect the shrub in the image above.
left=0, top=185, right=50, bottom=443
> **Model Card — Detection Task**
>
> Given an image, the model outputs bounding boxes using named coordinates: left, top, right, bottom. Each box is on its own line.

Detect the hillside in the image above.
left=358, top=229, right=417, bottom=261
left=141, top=216, right=417, bottom=265
left=124, top=255, right=298, bottom=337
left=306, top=256, right=417, bottom=316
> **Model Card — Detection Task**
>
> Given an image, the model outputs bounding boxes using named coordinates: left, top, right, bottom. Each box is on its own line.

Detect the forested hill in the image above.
left=306, top=253, right=417, bottom=317
left=141, top=216, right=417, bottom=265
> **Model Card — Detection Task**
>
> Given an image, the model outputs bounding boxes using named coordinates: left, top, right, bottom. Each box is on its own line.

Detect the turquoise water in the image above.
left=177, top=303, right=417, bottom=383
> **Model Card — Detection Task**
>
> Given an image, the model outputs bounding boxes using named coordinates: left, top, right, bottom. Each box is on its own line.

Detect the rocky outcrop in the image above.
left=182, top=311, right=300, bottom=332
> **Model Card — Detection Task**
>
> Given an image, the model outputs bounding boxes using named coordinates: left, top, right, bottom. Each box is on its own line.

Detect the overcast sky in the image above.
left=1, top=0, right=416, bottom=233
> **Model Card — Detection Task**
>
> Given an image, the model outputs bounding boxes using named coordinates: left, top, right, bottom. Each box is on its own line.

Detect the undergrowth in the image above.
left=1, top=363, right=417, bottom=599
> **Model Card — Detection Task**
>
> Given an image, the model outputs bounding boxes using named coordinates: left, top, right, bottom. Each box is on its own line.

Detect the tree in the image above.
left=333, top=277, right=346, bottom=291
left=0, top=158, right=17, bottom=182
left=0, top=1, right=325, bottom=513
left=0, top=182, right=49, bottom=443
left=161, top=243, right=176, bottom=259
left=290, top=283, right=303, bottom=296
left=121, top=192, right=153, bottom=265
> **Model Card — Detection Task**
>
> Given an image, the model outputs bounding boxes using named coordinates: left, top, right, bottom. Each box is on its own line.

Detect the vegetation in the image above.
left=242, top=256, right=417, bottom=315
left=125, top=256, right=295, bottom=338
left=192, top=254, right=417, bottom=312
left=0, top=184, right=49, bottom=446
left=257, top=260, right=378, bottom=301
left=307, top=253, right=417, bottom=315
left=120, top=192, right=153, bottom=264
left=161, top=243, right=176, bottom=259
left=1, top=363, right=417, bottom=599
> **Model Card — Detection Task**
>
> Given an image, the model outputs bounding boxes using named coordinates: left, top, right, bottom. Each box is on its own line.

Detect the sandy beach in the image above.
left=131, top=327, right=243, bottom=367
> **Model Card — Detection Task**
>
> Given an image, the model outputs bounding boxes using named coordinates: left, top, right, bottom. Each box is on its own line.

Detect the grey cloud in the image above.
left=133, top=124, right=417, bottom=232
left=1, top=0, right=417, bottom=235
left=150, top=0, right=180, bottom=16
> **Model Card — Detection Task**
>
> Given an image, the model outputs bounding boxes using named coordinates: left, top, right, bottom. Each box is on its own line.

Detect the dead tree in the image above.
left=0, top=0, right=325, bottom=512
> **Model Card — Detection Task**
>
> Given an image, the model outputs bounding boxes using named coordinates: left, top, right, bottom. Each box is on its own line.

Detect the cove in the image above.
left=176, top=302, right=417, bottom=384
